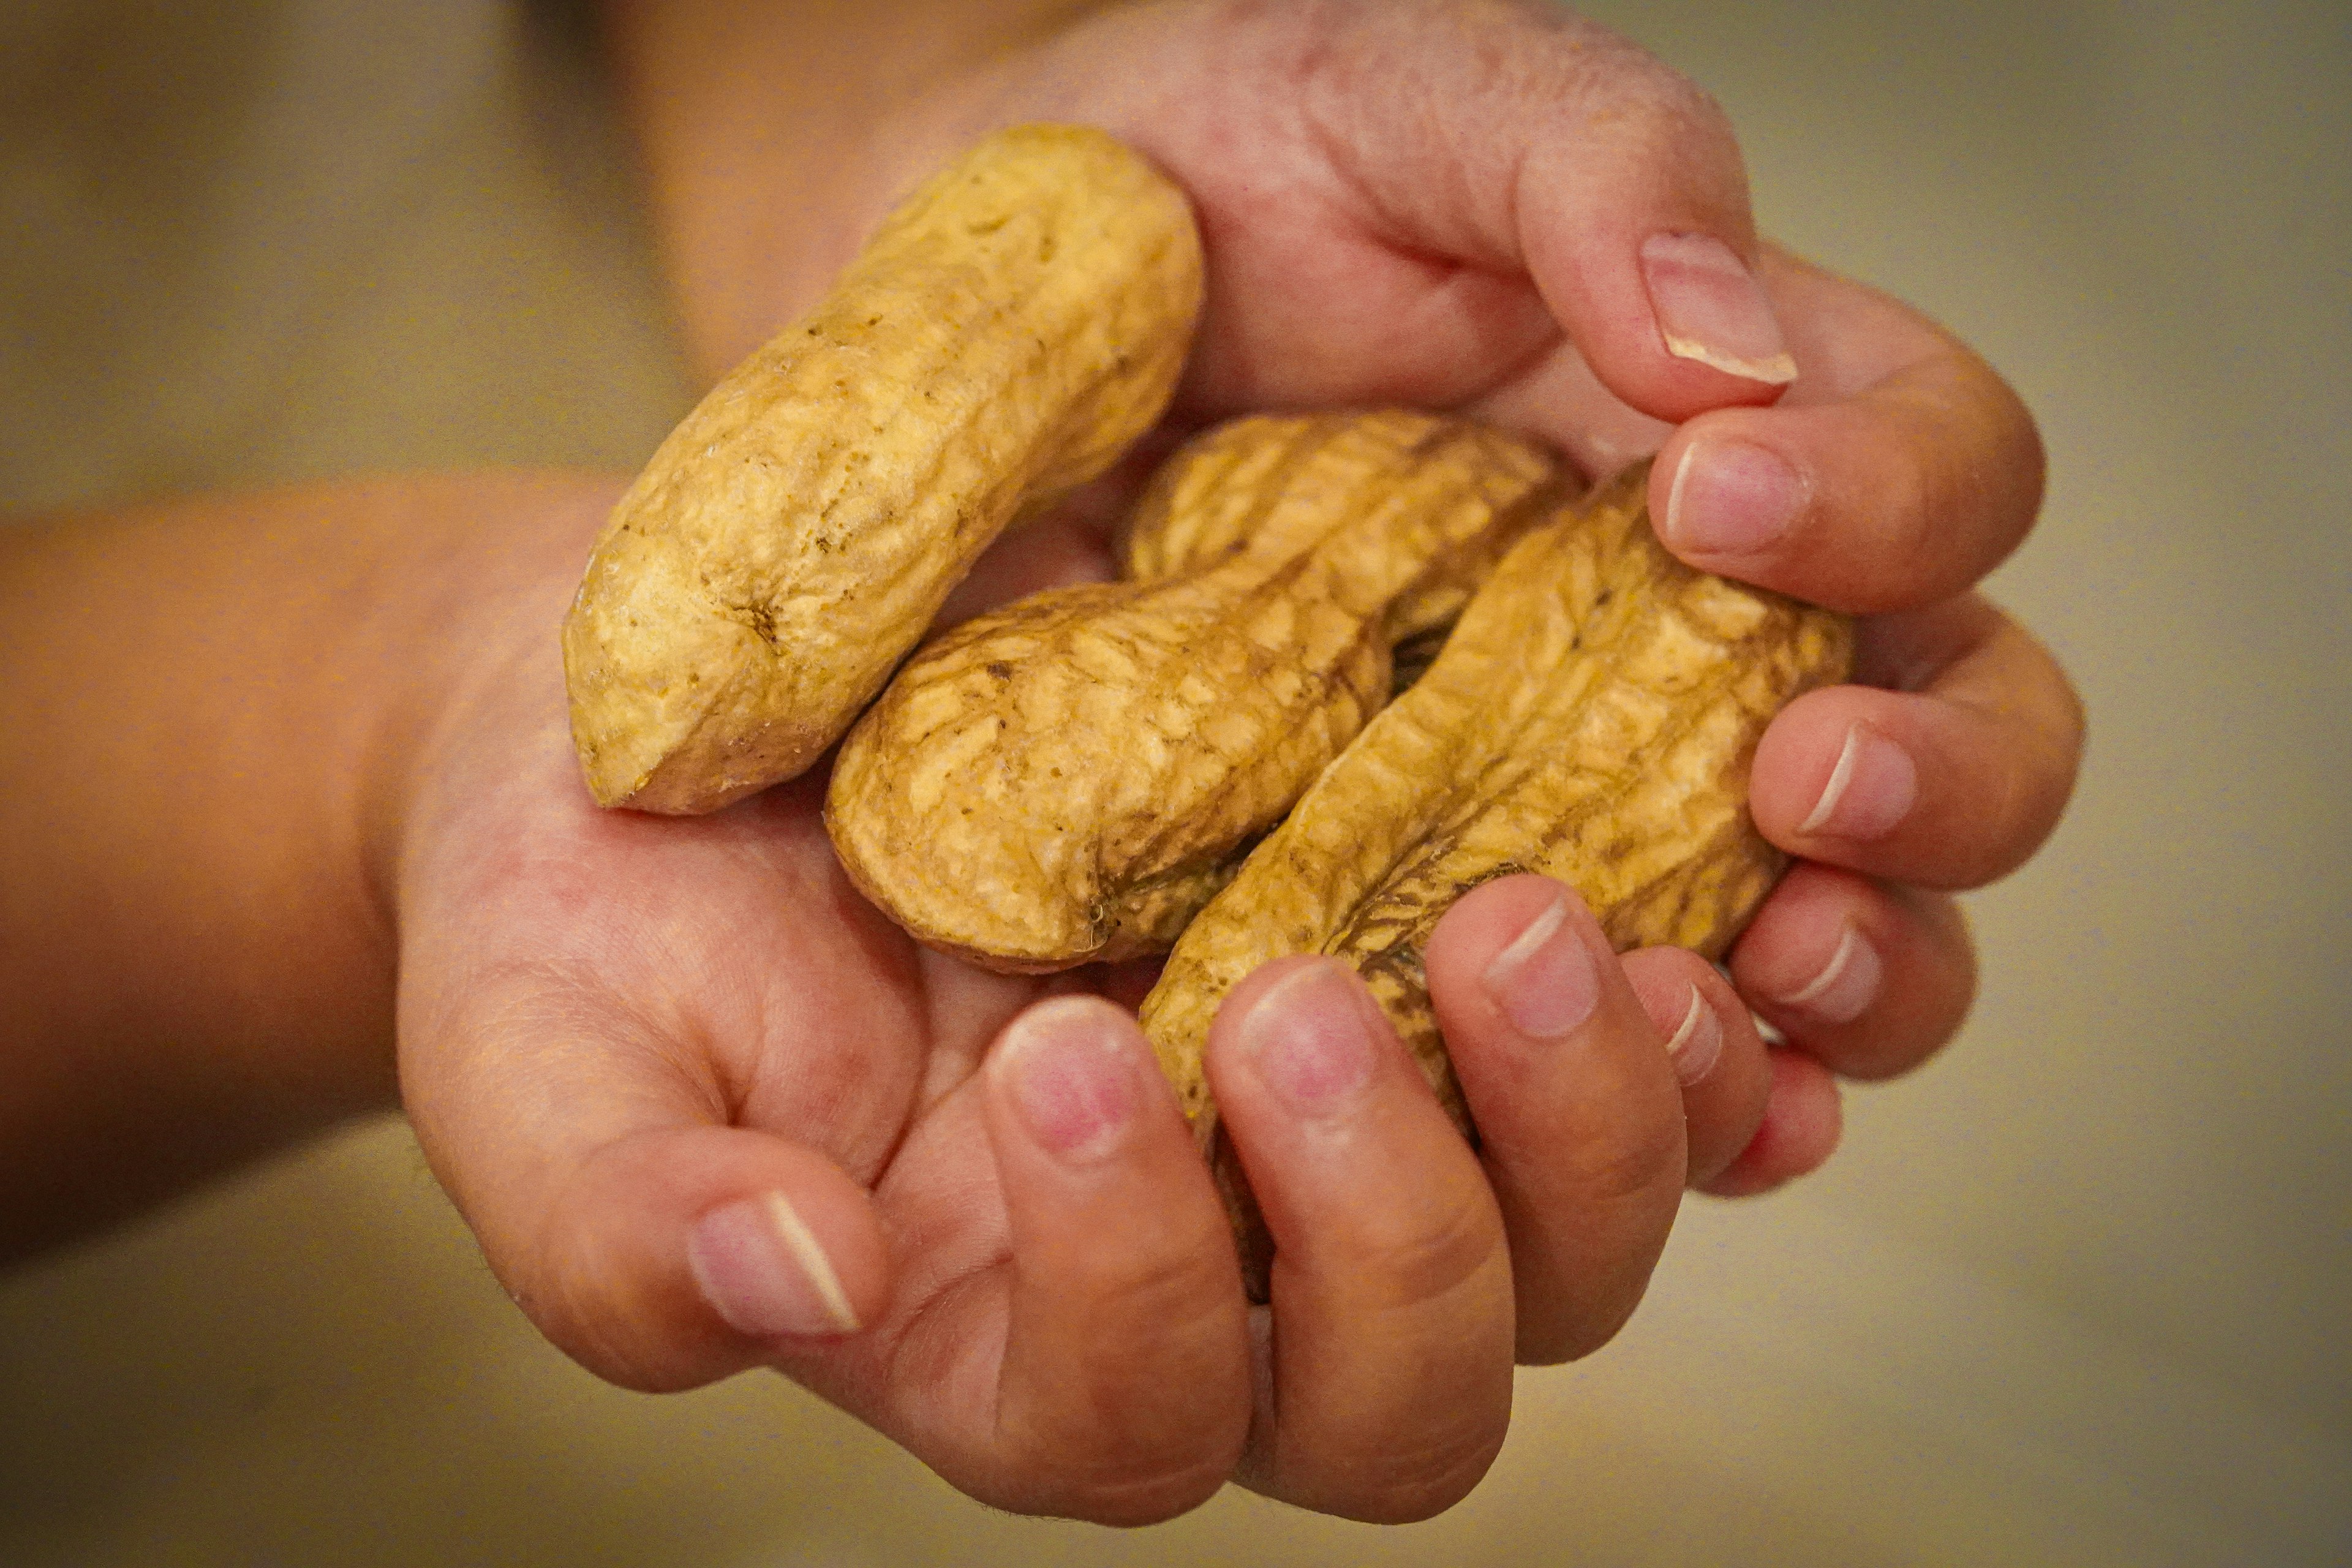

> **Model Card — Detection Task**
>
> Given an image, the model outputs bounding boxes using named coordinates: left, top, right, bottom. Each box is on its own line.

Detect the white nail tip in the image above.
left=1661, top=333, right=1800, bottom=385
left=1664, top=984, right=1722, bottom=1084
left=1779, top=926, right=1881, bottom=1025
left=1486, top=894, right=1569, bottom=987
left=1800, top=724, right=1865, bottom=835
left=763, top=1192, right=861, bottom=1335
left=1664, top=442, right=1700, bottom=546
left=1664, top=986, right=1708, bottom=1054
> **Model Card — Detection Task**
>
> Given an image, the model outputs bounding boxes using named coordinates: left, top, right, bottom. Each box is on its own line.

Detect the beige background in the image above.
left=2, top=1, right=2346, bottom=1562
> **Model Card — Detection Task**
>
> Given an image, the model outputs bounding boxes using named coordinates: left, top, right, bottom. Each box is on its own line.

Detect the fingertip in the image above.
left=1618, top=949, right=1727, bottom=1088
left=1731, top=864, right=1977, bottom=1083
left=1618, top=948, right=1771, bottom=1188
left=1638, top=232, right=1799, bottom=391
left=1513, top=65, right=1793, bottom=424
left=537, top=1126, right=889, bottom=1393
left=687, top=1155, right=889, bottom=1343
left=1700, top=1047, right=1844, bottom=1197
left=1747, top=686, right=1894, bottom=853
left=1423, top=873, right=1603, bottom=1039
left=987, top=993, right=1164, bottom=1166
left=1642, top=277, right=2045, bottom=614
left=1750, top=623, right=2079, bottom=892
left=1534, top=218, right=1797, bottom=425
left=982, top=996, right=1254, bottom=1521
left=1651, top=427, right=1809, bottom=565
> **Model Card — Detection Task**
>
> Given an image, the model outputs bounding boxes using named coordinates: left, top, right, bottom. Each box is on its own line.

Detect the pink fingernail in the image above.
left=1481, top=894, right=1602, bottom=1039
left=1664, top=984, right=1725, bottom=1085
left=689, top=1193, right=861, bottom=1338
left=1664, top=439, right=1804, bottom=556
left=1799, top=723, right=1919, bottom=840
left=1640, top=232, right=1798, bottom=385
left=1238, top=961, right=1379, bottom=1119
left=994, top=997, right=1143, bottom=1165
left=1775, top=925, right=1882, bottom=1025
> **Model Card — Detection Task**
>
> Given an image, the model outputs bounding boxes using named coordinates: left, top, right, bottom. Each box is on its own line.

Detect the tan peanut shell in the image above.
left=562, top=125, right=1204, bottom=813
left=1137, top=461, right=1854, bottom=1292
left=824, top=412, right=1570, bottom=971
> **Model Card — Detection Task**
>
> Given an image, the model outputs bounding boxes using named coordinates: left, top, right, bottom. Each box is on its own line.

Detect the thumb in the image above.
left=1331, top=4, right=1792, bottom=415
left=399, top=975, right=889, bottom=1394
left=1101, top=2, right=1789, bottom=423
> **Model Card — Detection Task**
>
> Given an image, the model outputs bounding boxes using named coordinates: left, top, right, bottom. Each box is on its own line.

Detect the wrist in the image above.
left=0, top=472, right=619, bottom=1255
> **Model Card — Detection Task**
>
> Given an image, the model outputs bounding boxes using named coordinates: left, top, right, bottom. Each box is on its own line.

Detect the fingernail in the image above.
left=993, top=997, right=1143, bottom=1165
left=689, top=1192, right=861, bottom=1338
left=1238, top=961, right=1379, bottom=1120
left=1640, top=232, right=1798, bottom=385
left=1482, top=894, right=1602, bottom=1039
left=1798, top=723, right=1918, bottom=839
left=1664, top=984, right=1725, bottom=1085
left=1663, top=439, right=1804, bottom=556
left=1775, top=925, right=1882, bottom=1026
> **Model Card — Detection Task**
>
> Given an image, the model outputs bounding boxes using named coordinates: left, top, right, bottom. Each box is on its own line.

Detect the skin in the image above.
left=0, top=0, right=2084, bottom=1528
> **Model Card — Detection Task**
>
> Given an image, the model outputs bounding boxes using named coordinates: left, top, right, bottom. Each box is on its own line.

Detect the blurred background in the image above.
left=1, top=1, right=2345, bottom=1562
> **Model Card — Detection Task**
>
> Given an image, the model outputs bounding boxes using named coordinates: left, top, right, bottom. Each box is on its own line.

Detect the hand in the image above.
left=399, top=568, right=1770, bottom=1519
left=873, top=0, right=2084, bottom=1188
left=390, top=0, right=2084, bottom=1526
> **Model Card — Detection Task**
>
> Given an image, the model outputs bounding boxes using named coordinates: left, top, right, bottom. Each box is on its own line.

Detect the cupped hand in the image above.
left=395, top=513, right=1762, bottom=1520
left=394, top=0, right=2083, bottom=1525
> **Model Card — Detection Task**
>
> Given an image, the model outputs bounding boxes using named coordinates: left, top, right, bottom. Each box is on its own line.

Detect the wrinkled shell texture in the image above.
left=826, top=412, right=1569, bottom=970
left=1140, top=462, right=1856, bottom=1151
left=562, top=125, right=1204, bottom=813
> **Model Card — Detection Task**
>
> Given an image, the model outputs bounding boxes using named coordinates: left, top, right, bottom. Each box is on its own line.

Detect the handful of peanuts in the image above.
left=562, top=126, right=1851, bottom=1295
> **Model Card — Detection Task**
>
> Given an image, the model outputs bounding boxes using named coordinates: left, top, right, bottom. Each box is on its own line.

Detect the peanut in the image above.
left=1137, top=461, right=1854, bottom=1296
left=824, top=412, right=1570, bottom=971
left=562, top=125, right=1204, bottom=813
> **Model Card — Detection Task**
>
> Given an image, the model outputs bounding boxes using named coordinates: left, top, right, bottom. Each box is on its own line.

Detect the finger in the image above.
left=1615, top=947, right=1773, bottom=1191
left=1112, top=5, right=1792, bottom=420
left=1649, top=249, right=2045, bottom=614
left=1420, top=877, right=1691, bottom=1363
left=1698, top=1047, right=1845, bottom=1198
left=401, top=971, right=891, bottom=1395
left=1750, top=595, right=2086, bottom=889
left=1207, top=956, right=1515, bottom=1523
left=1729, top=862, right=1978, bottom=1084
left=977, top=996, right=1252, bottom=1524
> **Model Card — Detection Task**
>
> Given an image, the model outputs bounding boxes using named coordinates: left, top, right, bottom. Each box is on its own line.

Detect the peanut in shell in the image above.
left=824, top=412, right=1571, bottom=971
left=1137, top=460, right=1855, bottom=1295
left=562, top=124, right=1204, bottom=813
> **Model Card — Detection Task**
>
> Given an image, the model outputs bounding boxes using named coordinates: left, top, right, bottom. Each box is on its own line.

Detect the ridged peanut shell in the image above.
left=563, top=124, right=1203, bottom=813
left=824, top=412, right=1569, bottom=970
left=1138, top=462, right=1855, bottom=1292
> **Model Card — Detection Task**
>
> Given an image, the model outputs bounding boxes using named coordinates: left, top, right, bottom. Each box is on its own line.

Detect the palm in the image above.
left=401, top=662, right=1160, bottom=1436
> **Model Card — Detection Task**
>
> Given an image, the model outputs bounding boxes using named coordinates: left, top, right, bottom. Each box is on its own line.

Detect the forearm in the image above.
left=600, top=0, right=1118, bottom=382
left=0, top=473, right=609, bottom=1256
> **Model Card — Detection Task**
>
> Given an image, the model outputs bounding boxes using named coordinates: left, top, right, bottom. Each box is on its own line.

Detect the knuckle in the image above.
left=1561, top=1110, right=1686, bottom=1212
left=1574, top=45, right=1743, bottom=170
left=1090, top=1217, right=1237, bottom=1332
left=991, top=1243, right=1249, bottom=1524
left=1343, top=1178, right=1503, bottom=1314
